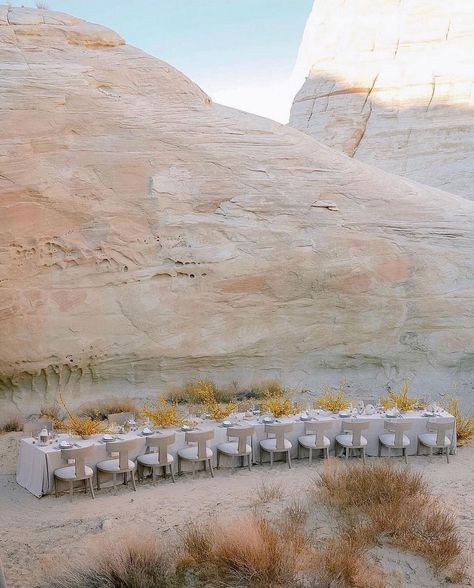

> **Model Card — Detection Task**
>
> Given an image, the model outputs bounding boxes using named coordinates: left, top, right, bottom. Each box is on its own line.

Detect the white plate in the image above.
left=102, top=434, right=114, bottom=441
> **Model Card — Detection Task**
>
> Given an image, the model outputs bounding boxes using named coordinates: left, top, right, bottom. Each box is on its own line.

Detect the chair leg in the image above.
left=123, top=471, right=128, bottom=485
left=388, top=447, right=391, bottom=459
left=209, top=459, right=214, bottom=478
left=404, top=448, right=408, bottom=464
left=163, top=465, right=167, bottom=479
left=131, top=469, right=137, bottom=491
left=345, top=447, right=349, bottom=460
left=287, top=450, right=292, bottom=469
left=217, top=451, right=220, bottom=469
left=69, top=481, right=73, bottom=502
left=248, top=454, right=252, bottom=471
left=309, top=448, right=312, bottom=464
left=97, top=470, right=101, bottom=490
left=152, top=466, right=157, bottom=484
left=192, top=461, right=195, bottom=479
left=203, top=459, right=207, bottom=472
left=178, top=456, right=182, bottom=475
left=54, top=477, right=58, bottom=498
left=362, top=448, right=366, bottom=465
left=113, top=473, right=117, bottom=495
left=326, top=447, right=330, bottom=459
left=170, top=464, right=176, bottom=483
left=88, top=477, right=95, bottom=499
left=270, top=451, right=273, bottom=469
left=446, top=447, right=450, bottom=464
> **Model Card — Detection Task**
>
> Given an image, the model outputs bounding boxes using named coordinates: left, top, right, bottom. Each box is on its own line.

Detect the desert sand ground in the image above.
left=0, top=432, right=472, bottom=588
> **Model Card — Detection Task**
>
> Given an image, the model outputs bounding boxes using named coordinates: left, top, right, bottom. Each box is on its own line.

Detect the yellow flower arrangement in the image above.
left=57, top=392, right=109, bottom=438
left=381, top=382, right=424, bottom=412
left=260, top=382, right=296, bottom=417
left=191, top=380, right=237, bottom=420
left=315, top=385, right=350, bottom=412
left=444, top=396, right=474, bottom=446
left=142, top=398, right=185, bottom=427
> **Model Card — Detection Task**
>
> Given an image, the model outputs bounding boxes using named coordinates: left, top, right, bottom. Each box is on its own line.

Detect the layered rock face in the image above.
left=290, top=0, right=474, bottom=200
left=1, top=6, right=474, bottom=415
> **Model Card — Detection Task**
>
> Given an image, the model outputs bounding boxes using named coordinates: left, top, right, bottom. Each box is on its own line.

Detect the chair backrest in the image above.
left=341, top=420, right=369, bottom=446
left=265, top=423, right=293, bottom=451
left=185, top=429, right=214, bottom=459
left=146, top=433, right=176, bottom=464
left=227, top=426, right=255, bottom=454
left=384, top=419, right=412, bottom=446
left=107, top=412, right=134, bottom=426
left=305, top=420, right=332, bottom=446
left=23, top=419, right=53, bottom=437
left=61, top=445, right=94, bottom=478
left=106, top=438, right=138, bottom=469
left=426, top=418, right=454, bottom=446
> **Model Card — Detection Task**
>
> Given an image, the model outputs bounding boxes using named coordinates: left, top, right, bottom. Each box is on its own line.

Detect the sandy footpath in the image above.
left=0, top=432, right=472, bottom=587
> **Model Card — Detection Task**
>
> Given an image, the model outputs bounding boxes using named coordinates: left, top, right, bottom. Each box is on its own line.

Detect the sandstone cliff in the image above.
left=290, top=0, right=474, bottom=200
left=1, top=6, right=474, bottom=415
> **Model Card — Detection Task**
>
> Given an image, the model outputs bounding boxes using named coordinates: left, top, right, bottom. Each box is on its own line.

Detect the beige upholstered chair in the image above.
left=217, top=425, right=255, bottom=471
left=96, top=438, right=138, bottom=493
left=379, top=419, right=412, bottom=463
left=417, top=418, right=454, bottom=463
left=137, top=433, right=176, bottom=483
left=260, top=423, right=293, bottom=468
left=336, top=420, right=369, bottom=463
left=23, top=419, right=53, bottom=437
left=107, top=412, right=134, bottom=426
left=298, top=420, right=331, bottom=462
left=54, top=445, right=95, bottom=501
left=178, top=429, right=214, bottom=478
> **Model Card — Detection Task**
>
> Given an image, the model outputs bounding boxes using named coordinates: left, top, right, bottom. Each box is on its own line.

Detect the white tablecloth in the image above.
left=16, top=411, right=456, bottom=497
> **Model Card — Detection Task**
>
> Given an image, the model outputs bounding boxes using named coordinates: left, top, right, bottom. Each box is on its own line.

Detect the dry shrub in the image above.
left=40, top=403, right=63, bottom=421
left=142, top=398, right=184, bottom=427
left=42, top=536, right=175, bottom=588
left=1, top=415, right=23, bottom=432
left=260, top=381, right=296, bottom=417
left=316, top=384, right=350, bottom=412
left=380, top=382, right=424, bottom=412
left=78, top=397, right=137, bottom=420
left=254, top=480, right=284, bottom=504
left=315, top=460, right=467, bottom=582
left=445, top=396, right=474, bottom=446
left=166, top=380, right=237, bottom=404
left=180, top=514, right=309, bottom=587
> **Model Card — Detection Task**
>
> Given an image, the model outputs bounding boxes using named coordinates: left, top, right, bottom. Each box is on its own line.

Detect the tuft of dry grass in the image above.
left=78, top=397, right=137, bottom=421
left=166, top=380, right=237, bottom=404
left=41, top=536, right=175, bottom=588
left=253, top=480, right=284, bottom=505
left=40, top=403, right=63, bottom=421
left=314, top=460, right=467, bottom=582
left=180, top=515, right=310, bottom=587
left=0, top=415, right=23, bottom=433
left=444, top=396, right=474, bottom=446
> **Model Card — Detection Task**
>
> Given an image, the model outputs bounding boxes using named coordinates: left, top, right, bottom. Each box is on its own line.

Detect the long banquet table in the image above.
left=16, top=410, right=456, bottom=497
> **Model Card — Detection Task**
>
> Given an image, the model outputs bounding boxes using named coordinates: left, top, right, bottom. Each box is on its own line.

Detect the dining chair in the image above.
left=336, top=420, right=369, bottom=463
left=177, top=429, right=214, bottom=478
left=417, top=418, right=454, bottom=463
left=96, top=438, right=138, bottom=494
left=217, top=425, right=255, bottom=471
left=378, top=419, right=412, bottom=463
left=259, top=423, right=293, bottom=469
left=298, top=420, right=331, bottom=462
left=53, top=445, right=95, bottom=501
left=107, top=412, right=135, bottom=426
left=137, top=432, right=176, bottom=483
left=23, top=419, right=53, bottom=437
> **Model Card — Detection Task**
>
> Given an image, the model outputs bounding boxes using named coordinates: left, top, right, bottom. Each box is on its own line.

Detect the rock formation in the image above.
left=290, top=0, right=474, bottom=200
left=1, top=6, right=474, bottom=415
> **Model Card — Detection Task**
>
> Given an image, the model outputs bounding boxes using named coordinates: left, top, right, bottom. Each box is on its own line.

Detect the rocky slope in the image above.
left=1, top=6, right=474, bottom=415
left=290, top=0, right=474, bottom=200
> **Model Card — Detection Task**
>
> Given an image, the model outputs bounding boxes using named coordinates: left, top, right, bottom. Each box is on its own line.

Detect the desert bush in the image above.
left=78, top=397, right=137, bottom=421
left=314, top=460, right=466, bottom=581
left=57, top=392, right=109, bottom=438
left=42, top=536, right=176, bottom=588
left=40, top=403, right=63, bottom=421
left=142, top=398, right=184, bottom=427
left=316, top=384, right=350, bottom=412
left=1, top=415, right=23, bottom=433
left=186, top=380, right=237, bottom=420
left=180, top=514, right=309, bottom=587
left=166, top=380, right=237, bottom=405
left=260, top=381, right=296, bottom=417
left=380, top=382, right=424, bottom=412
left=444, top=396, right=474, bottom=446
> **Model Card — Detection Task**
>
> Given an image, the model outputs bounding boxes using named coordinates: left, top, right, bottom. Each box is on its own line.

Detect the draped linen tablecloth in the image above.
left=16, top=411, right=456, bottom=497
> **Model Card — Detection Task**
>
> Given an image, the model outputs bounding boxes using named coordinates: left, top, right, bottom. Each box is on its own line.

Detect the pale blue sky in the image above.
left=20, top=0, right=313, bottom=122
